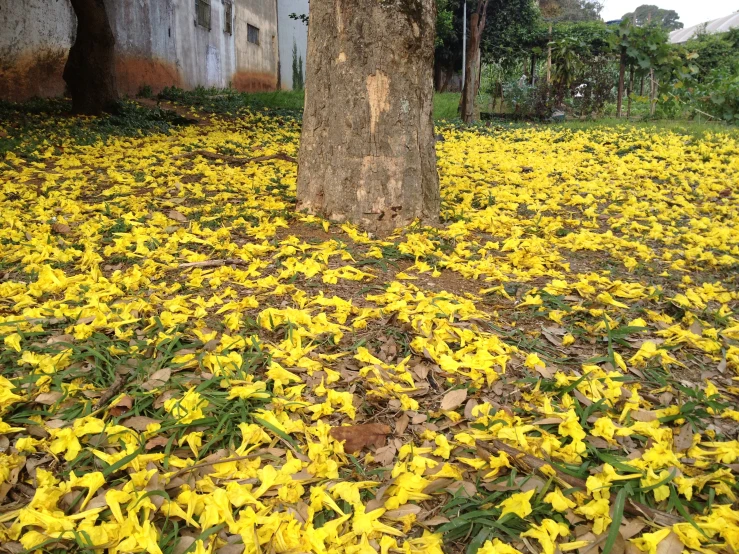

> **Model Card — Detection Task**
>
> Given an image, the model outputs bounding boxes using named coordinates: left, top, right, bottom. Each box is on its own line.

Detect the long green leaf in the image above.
left=602, top=486, right=627, bottom=554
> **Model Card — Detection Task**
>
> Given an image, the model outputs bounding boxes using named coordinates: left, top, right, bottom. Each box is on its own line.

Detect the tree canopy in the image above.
left=539, top=0, right=604, bottom=23
left=622, top=4, right=683, bottom=31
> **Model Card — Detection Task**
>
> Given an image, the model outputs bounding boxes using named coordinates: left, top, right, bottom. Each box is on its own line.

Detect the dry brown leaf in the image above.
left=573, top=389, right=593, bottom=406
left=532, top=417, right=564, bottom=425
left=154, top=389, right=179, bottom=409
left=383, top=504, right=422, bottom=520
left=411, top=362, right=430, bottom=380
left=173, top=537, right=197, bottom=554
left=47, top=334, right=74, bottom=345
left=395, top=413, right=410, bottom=435
left=631, top=409, right=658, bottom=422
left=142, top=368, right=171, bottom=391
left=373, top=444, right=397, bottom=466
left=446, top=480, right=476, bottom=497
left=123, top=416, right=163, bottom=431
left=620, top=519, right=646, bottom=540
left=422, top=515, right=451, bottom=526
left=411, top=413, right=427, bottom=424
left=673, top=425, right=694, bottom=452
left=534, top=364, right=555, bottom=378
left=656, top=532, right=683, bottom=554
left=143, top=436, right=168, bottom=450
left=542, top=330, right=562, bottom=347
left=109, top=395, right=133, bottom=417
left=168, top=209, right=188, bottom=223
left=215, top=545, right=245, bottom=554
left=35, top=392, right=63, bottom=405
left=51, top=222, right=72, bottom=235
left=464, top=398, right=479, bottom=419
left=440, top=388, right=467, bottom=411
left=329, top=423, right=391, bottom=453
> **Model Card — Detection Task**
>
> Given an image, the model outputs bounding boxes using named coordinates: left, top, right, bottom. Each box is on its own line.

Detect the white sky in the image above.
left=600, top=0, right=737, bottom=28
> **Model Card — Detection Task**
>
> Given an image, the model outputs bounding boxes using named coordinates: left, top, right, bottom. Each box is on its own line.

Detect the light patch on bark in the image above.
left=335, top=0, right=344, bottom=35
left=366, top=71, right=390, bottom=139
left=412, top=22, right=420, bottom=37
left=337, top=52, right=346, bottom=63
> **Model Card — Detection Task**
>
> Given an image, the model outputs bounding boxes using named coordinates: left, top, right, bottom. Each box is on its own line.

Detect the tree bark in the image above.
left=530, top=54, right=537, bottom=86
left=64, top=0, right=118, bottom=115
left=626, top=64, right=634, bottom=119
left=546, top=24, right=552, bottom=84
left=616, top=46, right=626, bottom=118
left=459, top=0, right=488, bottom=124
left=296, top=0, right=440, bottom=235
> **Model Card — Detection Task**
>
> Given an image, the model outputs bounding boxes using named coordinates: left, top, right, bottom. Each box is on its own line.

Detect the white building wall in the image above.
left=0, top=0, right=279, bottom=101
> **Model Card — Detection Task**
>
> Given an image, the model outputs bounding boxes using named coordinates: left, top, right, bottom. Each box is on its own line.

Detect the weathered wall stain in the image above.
left=232, top=71, right=279, bottom=92
left=0, top=49, right=68, bottom=101
left=115, top=56, right=182, bottom=96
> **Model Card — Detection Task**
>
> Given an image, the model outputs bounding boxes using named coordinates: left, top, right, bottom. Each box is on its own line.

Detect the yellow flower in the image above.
left=498, top=489, right=535, bottom=520
left=521, top=519, right=569, bottom=554
left=630, top=528, right=673, bottom=554
left=4, top=333, right=22, bottom=352
left=544, top=488, right=576, bottom=512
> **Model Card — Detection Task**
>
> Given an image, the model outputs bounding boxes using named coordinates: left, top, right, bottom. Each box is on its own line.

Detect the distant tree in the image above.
left=622, top=5, right=683, bottom=31
left=291, top=40, right=304, bottom=90
left=435, top=1, right=540, bottom=109
left=539, top=0, right=603, bottom=22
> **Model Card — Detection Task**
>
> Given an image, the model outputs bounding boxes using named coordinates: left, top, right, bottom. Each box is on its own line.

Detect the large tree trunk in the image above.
left=296, top=0, right=439, bottom=235
left=64, top=0, right=118, bottom=115
left=459, top=1, right=488, bottom=124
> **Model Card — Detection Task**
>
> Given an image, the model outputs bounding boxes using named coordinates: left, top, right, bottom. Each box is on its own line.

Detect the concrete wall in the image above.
left=0, top=0, right=280, bottom=102
left=233, top=0, right=280, bottom=91
left=276, top=0, right=308, bottom=90
left=0, top=0, right=75, bottom=101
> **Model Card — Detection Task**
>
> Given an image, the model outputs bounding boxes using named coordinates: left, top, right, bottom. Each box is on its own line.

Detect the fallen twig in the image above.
left=476, top=439, right=682, bottom=527
left=172, top=259, right=251, bottom=270
left=173, top=149, right=297, bottom=165
left=93, top=374, right=129, bottom=411
left=166, top=453, right=261, bottom=481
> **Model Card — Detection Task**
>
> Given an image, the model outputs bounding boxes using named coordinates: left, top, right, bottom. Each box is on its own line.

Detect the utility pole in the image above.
left=462, top=0, right=467, bottom=83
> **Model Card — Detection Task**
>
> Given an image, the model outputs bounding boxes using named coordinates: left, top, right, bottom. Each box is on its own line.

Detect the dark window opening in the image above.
left=224, top=2, right=233, bottom=34
left=247, top=23, right=260, bottom=45
left=195, top=0, right=211, bottom=30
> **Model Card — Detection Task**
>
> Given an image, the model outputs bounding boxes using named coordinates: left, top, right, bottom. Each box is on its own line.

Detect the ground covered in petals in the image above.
left=1, top=100, right=739, bottom=554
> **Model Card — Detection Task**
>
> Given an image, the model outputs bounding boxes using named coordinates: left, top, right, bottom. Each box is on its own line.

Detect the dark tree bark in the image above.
left=626, top=64, right=634, bottom=119
left=296, top=0, right=440, bottom=235
left=64, top=0, right=119, bottom=115
left=459, top=0, right=489, bottom=124
left=616, top=46, right=626, bottom=118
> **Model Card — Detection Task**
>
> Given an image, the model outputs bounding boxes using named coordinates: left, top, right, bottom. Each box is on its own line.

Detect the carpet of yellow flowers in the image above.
left=1, top=104, right=738, bottom=554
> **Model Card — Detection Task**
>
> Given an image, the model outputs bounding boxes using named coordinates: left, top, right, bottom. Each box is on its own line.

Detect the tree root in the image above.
left=173, top=149, right=297, bottom=165
left=172, top=259, right=251, bottom=270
